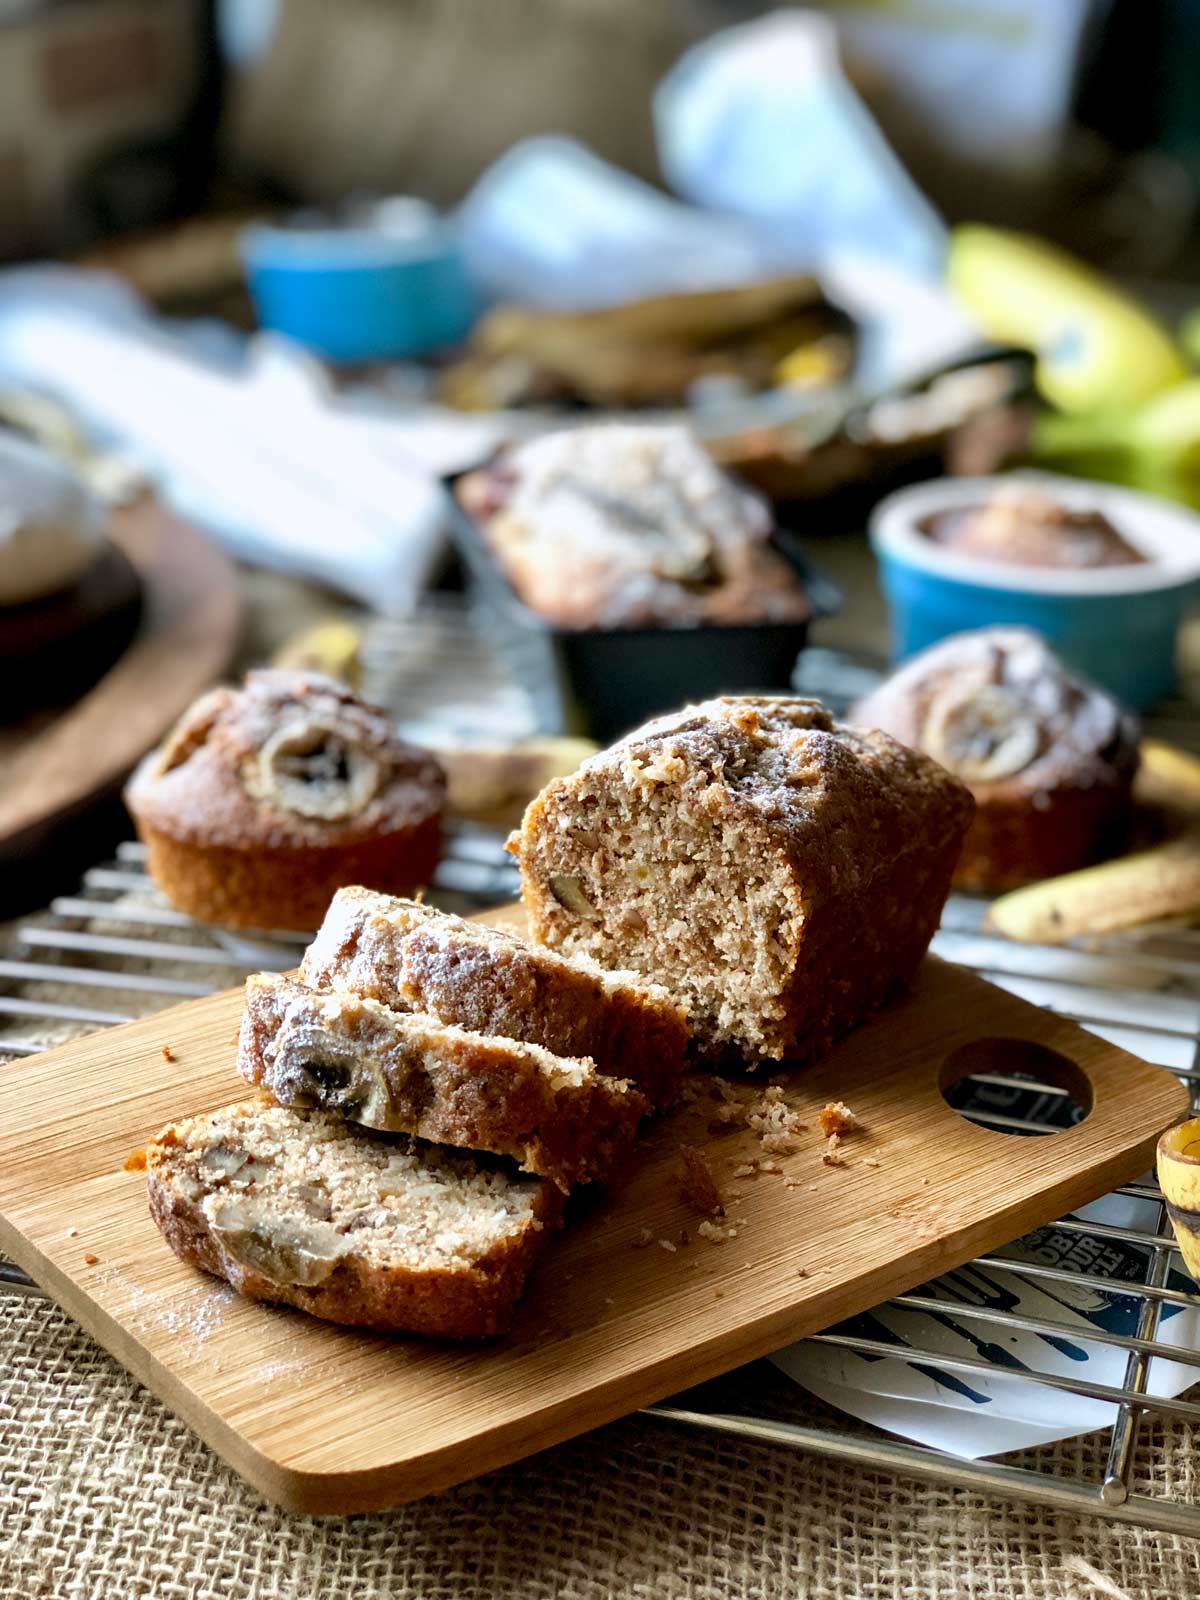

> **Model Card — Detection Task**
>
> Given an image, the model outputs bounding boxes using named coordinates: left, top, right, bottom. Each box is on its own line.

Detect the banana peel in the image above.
left=947, top=225, right=1187, bottom=415
left=1157, top=1119, right=1200, bottom=1282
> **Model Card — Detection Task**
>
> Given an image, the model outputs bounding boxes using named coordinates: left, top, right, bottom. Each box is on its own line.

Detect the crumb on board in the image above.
left=634, top=1227, right=654, bottom=1248
left=161, top=1045, right=175, bottom=1062
left=658, top=1238, right=678, bottom=1253
left=747, top=1084, right=807, bottom=1155
left=920, top=1176, right=930, bottom=1186
left=677, top=1144, right=724, bottom=1216
left=604, top=1296, right=614, bottom=1307
left=822, top=1132, right=847, bottom=1166
left=123, top=1149, right=147, bottom=1173
left=818, top=1100, right=861, bottom=1138
left=698, top=1218, right=740, bottom=1244
left=66, top=1227, right=78, bottom=1238
left=796, top=1267, right=809, bottom=1278
left=862, top=1156, right=882, bottom=1170
left=83, top=1252, right=99, bottom=1266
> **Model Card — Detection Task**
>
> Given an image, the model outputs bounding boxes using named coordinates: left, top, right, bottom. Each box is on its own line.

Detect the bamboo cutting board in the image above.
left=0, top=922, right=1187, bottom=1515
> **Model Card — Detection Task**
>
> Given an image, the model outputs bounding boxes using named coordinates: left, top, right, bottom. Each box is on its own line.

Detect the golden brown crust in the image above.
left=302, top=889, right=689, bottom=1108
left=513, top=696, right=973, bottom=1062
left=238, top=974, right=648, bottom=1190
left=136, top=820, right=441, bottom=933
left=146, top=1102, right=560, bottom=1339
left=852, top=629, right=1139, bottom=891
left=125, top=671, right=445, bottom=930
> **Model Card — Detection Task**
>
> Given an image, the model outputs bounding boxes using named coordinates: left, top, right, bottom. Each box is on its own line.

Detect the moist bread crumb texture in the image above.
left=513, top=696, right=973, bottom=1063
left=147, top=1101, right=559, bottom=1338
left=238, top=973, right=648, bottom=1191
left=124, top=670, right=446, bottom=931
left=301, top=887, right=688, bottom=1109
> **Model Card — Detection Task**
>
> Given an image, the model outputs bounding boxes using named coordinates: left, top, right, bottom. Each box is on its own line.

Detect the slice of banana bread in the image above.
left=239, top=974, right=647, bottom=1191
left=512, top=696, right=974, bottom=1064
left=301, top=888, right=688, bottom=1109
left=147, top=1100, right=560, bottom=1338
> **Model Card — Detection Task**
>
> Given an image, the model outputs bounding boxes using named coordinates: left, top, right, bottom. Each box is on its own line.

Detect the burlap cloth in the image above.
left=3, top=906, right=1200, bottom=1599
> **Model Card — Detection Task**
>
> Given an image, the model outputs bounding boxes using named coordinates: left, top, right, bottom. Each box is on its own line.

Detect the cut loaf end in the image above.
left=513, top=697, right=974, bottom=1063
left=147, top=1100, right=560, bottom=1339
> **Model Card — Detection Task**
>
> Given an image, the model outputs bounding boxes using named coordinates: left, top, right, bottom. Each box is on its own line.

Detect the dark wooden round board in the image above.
left=0, top=496, right=242, bottom=897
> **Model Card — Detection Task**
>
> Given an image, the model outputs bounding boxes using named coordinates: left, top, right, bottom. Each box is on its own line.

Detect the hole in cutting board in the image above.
left=939, top=1038, right=1092, bottom=1136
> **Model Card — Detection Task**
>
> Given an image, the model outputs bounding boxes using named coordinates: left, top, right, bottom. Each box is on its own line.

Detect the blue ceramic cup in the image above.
left=870, top=474, right=1200, bottom=711
left=240, top=206, right=476, bottom=363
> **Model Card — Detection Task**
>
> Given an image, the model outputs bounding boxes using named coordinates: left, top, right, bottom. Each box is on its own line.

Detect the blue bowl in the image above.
left=240, top=214, right=476, bottom=363
left=870, top=474, right=1200, bottom=711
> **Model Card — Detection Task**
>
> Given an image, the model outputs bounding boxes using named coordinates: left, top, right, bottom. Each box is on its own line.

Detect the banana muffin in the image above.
left=125, top=670, right=445, bottom=931
left=852, top=628, right=1140, bottom=891
left=512, top=696, right=973, bottom=1064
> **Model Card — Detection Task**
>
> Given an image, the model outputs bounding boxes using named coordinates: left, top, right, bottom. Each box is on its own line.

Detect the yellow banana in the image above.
left=430, top=736, right=599, bottom=827
left=948, top=226, right=1186, bottom=414
left=1135, top=739, right=1200, bottom=818
left=271, top=620, right=363, bottom=687
left=986, top=829, right=1200, bottom=944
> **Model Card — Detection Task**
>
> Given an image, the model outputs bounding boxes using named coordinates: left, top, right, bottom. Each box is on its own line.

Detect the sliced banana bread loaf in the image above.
left=301, top=889, right=687, bottom=1109
left=239, top=974, right=647, bottom=1190
left=147, top=1100, right=560, bottom=1338
left=511, top=696, right=974, bottom=1064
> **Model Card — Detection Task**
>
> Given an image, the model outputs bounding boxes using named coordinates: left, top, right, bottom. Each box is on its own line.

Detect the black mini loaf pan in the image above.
left=445, top=488, right=841, bottom=742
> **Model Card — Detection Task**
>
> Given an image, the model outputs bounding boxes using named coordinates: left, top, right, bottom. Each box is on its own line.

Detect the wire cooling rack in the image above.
left=4, top=824, right=1200, bottom=1534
